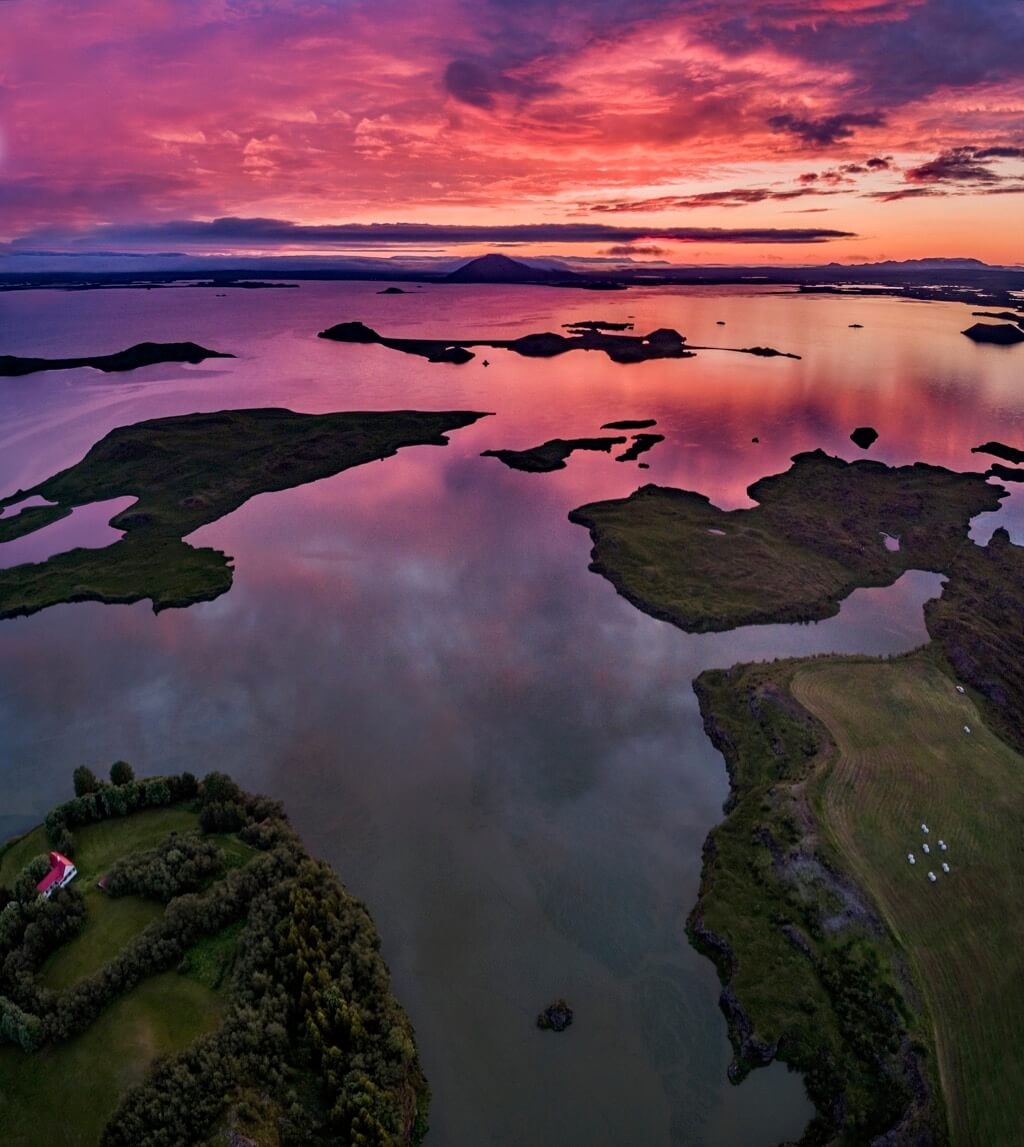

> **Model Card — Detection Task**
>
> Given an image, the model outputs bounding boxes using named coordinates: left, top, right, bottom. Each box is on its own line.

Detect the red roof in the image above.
left=36, top=851, right=75, bottom=893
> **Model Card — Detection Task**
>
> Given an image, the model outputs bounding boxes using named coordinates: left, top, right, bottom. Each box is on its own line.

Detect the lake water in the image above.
left=1, top=282, right=1021, bottom=1146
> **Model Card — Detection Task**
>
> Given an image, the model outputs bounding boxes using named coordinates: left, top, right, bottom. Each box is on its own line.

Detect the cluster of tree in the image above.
left=103, top=856, right=428, bottom=1146
left=0, top=878, right=85, bottom=1022
left=45, top=769, right=199, bottom=858
left=0, top=994, right=42, bottom=1052
left=104, top=833, right=223, bottom=902
left=196, top=770, right=284, bottom=835
left=40, top=846, right=296, bottom=1045
left=102, top=789, right=427, bottom=1144
left=1, top=766, right=429, bottom=1145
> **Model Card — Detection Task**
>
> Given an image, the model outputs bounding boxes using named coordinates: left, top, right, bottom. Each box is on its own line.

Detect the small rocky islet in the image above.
left=850, top=426, right=879, bottom=449
left=961, top=322, right=1024, bottom=345
left=536, top=999, right=574, bottom=1032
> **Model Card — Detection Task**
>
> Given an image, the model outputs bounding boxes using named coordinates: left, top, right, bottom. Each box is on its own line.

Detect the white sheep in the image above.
left=927, top=872, right=937, bottom=882
left=922, top=843, right=930, bottom=854
left=941, top=862, right=950, bottom=874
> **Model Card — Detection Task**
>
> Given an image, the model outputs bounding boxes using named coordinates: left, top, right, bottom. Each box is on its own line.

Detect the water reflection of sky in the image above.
left=0, top=284, right=1021, bottom=1146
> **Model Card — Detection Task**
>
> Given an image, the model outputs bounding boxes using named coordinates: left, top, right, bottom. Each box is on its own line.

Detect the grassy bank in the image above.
left=793, top=656, right=1024, bottom=1146
left=569, top=450, right=1003, bottom=633
left=0, top=970, right=224, bottom=1146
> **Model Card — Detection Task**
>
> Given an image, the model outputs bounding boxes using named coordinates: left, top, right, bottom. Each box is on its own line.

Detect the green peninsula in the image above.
left=0, top=342, right=234, bottom=377
left=0, top=767, right=426, bottom=1145
left=567, top=448, right=1024, bottom=1143
left=0, top=407, right=486, bottom=619
left=569, top=450, right=1004, bottom=632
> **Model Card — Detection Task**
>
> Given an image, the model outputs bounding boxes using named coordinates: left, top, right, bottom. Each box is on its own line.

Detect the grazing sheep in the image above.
left=928, top=872, right=937, bottom=883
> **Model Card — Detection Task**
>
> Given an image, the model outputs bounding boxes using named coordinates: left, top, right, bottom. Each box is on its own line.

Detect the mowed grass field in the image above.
left=0, top=803, right=235, bottom=1143
left=0, top=970, right=223, bottom=1146
left=0, top=806, right=201, bottom=990
left=791, top=656, right=1024, bottom=1147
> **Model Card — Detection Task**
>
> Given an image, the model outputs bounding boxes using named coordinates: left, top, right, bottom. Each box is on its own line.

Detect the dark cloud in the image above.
left=7, top=216, right=857, bottom=251
left=767, top=111, right=885, bottom=147
left=866, top=157, right=893, bottom=170
left=603, top=244, right=667, bottom=255
left=713, top=0, right=1024, bottom=111
left=905, top=147, right=1002, bottom=183
left=441, top=58, right=555, bottom=109
left=974, top=145, right=1024, bottom=159
left=864, top=187, right=947, bottom=202
left=586, top=185, right=839, bottom=212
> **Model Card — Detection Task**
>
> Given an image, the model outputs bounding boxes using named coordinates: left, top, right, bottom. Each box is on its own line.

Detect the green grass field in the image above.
left=0, top=970, right=224, bottom=1146
left=4, top=806, right=199, bottom=990
left=792, top=656, right=1024, bottom=1147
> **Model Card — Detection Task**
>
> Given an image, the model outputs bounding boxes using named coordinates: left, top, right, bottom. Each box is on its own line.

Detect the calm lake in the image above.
left=1, top=282, right=1021, bottom=1145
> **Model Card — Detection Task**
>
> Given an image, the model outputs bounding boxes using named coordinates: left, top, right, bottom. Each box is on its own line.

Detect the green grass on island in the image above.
left=0, top=766, right=427, bottom=1146
left=569, top=449, right=1005, bottom=632
left=570, top=450, right=1024, bottom=1143
left=0, top=971, right=224, bottom=1147
left=0, top=407, right=487, bottom=620
left=792, top=656, right=1024, bottom=1147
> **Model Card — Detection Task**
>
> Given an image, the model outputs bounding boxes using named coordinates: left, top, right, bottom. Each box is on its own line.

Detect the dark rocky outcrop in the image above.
left=616, top=433, right=664, bottom=463
left=971, top=311, right=1024, bottom=323
left=962, top=322, right=1024, bottom=345
left=602, top=419, right=657, bottom=430
left=536, top=1000, right=574, bottom=1032
left=850, top=426, right=879, bottom=450
left=0, top=342, right=234, bottom=378
left=563, top=320, right=634, bottom=332
left=481, top=436, right=626, bottom=473
left=972, top=441, right=1024, bottom=465
left=987, top=463, right=1024, bottom=483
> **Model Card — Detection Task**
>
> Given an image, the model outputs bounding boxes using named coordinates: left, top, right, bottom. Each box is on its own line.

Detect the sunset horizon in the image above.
left=3, top=6, right=1024, bottom=1147
left=3, top=1, right=1023, bottom=267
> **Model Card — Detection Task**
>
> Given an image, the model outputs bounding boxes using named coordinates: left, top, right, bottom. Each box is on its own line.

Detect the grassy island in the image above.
left=693, top=648, right=1024, bottom=1146
left=569, top=450, right=1005, bottom=633
left=568, top=454, right=1024, bottom=1144
left=0, top=766, right=426, bottom=1146
left=0, top=407, right=486, bottom=619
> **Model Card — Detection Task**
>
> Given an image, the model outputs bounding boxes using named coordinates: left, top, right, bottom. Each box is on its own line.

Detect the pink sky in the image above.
left=2, top=0, right=1023, bottom=264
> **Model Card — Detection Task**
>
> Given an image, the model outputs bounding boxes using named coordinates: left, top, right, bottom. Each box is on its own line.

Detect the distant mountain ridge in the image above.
left=822, top=257, right=991, bottom=270
left=444, top=254, right=577, bottom=283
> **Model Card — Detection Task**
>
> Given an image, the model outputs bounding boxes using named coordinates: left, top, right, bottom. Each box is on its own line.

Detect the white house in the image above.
left=36, top=851, right=77, bottom=899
